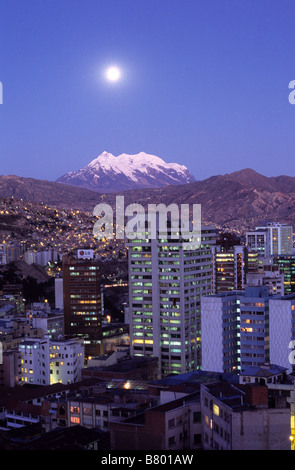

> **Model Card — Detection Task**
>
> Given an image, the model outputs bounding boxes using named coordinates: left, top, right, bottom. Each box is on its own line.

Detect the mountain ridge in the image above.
left=1, top=168, right=295, bottom=231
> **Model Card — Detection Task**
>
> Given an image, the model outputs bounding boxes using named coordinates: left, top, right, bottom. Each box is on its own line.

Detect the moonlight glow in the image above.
left=105, top=66, right=121, bottom=82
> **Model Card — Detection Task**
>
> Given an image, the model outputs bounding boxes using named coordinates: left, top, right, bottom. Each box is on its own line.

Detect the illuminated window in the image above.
left=213, top=404, right=219, bottom=416
left=70, top=416, right=80, bottom=424
left=70, top=406, right=80, bottom=413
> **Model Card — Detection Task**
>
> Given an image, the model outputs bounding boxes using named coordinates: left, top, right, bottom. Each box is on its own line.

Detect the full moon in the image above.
left=105, top=66, right=121, bottom=82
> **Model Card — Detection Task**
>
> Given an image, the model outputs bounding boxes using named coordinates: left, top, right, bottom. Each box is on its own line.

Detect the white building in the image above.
left=31, top=312, right=64, bottom=340
left=247, top=223, right=293, bottom=257
left=128, top=225, right=216, bottom=377
left=50, top=338, right=84, bottom=384
left=24, top=248, right=59, bottom=266
left=19, top=338, right=51, bottom=385
left=25, top=302, right=64, bottom=340
left=54, top=277, right=63, bottom=310
left=259, top=223, right=293, bottom=255
left=201, top=286, right=270, bottom=373
left=201, top=285, right=295, bottom=375
left=246, top=228, right=270, bottom=258
left=19, top=337, right=84, bottom=385
left=269, top=296, right=295, bottom=373
left=24, top=250, right=35, bottom=265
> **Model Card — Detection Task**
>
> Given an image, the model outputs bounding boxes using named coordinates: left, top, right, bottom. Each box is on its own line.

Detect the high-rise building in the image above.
left=247, top=223, right=293, bottom=257
left=128, top=225, right=216, bottom=377
left=269, top=295, right=295, bottom=373
left=202, top=284, right=295, bottom=375
left=201, top=286, right=270, bottom=373
left=273, top=255, right=295, bottom=295
left=266, top=223, right=293, bottom=255
left=5, top=244, right=22, bottom=263
left=212, top=245, right=248, bottom=294
left=247, top=251, right=260, bottom=272
left=62, top=252, right=102, bottom=357
left=246, top=228, right=271, bottom=258
left=246, top=258, right=284, bottom=296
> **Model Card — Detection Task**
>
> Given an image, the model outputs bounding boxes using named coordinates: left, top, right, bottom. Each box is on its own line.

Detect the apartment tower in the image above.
left=128, top=225, right=216, bottom=377
left=247, top=223, right=293, bottom=257
left=212, top=244, right=248, bottom=294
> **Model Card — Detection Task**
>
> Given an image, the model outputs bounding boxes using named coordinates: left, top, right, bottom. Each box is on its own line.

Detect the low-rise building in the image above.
left=25, top=303, right=64, bottom=340
left=50, top=338, right=84, bottom=384
left=4, top=401, right=50, bottom=430
left=19, top=338, right=50, bottom=385
left=109, top=391, right=202, bottom=450
left=67, top=396, right=140, bottom=431
left=201, top=380, right=291, bottom=450
left=18, top=337, right=84, bottom=386
left=0, top=351, right=22, bottom=387
left=82, top=356, right=159, bottom=382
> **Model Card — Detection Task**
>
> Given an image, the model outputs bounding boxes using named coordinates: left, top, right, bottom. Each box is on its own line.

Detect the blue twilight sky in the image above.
left=0, top=0, right=295, bottom=182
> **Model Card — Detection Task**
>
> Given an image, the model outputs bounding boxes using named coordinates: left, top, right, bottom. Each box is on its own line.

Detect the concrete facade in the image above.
left=201, top=381, right=291, bottom=450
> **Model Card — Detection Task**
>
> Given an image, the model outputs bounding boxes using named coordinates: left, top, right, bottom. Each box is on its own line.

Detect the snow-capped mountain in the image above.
left=56, top=151, right=195, bottom=193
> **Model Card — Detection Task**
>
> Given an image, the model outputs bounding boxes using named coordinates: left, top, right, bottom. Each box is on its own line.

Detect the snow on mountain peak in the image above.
left=89, top=151, right=188, bottom=175
left=57, top=151, right=195, bottom=193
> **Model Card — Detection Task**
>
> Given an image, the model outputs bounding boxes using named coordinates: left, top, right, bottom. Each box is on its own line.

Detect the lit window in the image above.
left=70, top=406, right=80, bottom=413
left=213, top=404, right=219, bottom=416
left=70, top=416, right=80, bottom=424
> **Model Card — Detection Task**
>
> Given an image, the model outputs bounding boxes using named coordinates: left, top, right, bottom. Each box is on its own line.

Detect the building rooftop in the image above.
left=4, top=425, right=109, bottom=450
left=203, top=381, right=253, bottom=411
left=85, top=355, right=157, bottom=373
left=149, top=391, right=200, bottom=414
left=240, top=363, right=288, bottom=378
left=0, top=378, right=100, bottom=407
left=117, top=390, right=201, bottom=428
left=5, top=400, right=50, bottom=416
left=151, top=370, right=239, bottom=387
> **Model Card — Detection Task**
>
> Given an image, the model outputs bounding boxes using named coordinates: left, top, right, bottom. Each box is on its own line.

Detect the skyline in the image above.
left=0, top=0, right=295, bottom=182
left=1, top=0, right=295, bottom=451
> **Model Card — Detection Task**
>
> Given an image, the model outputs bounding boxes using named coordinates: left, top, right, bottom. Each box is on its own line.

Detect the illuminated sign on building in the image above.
left=77, top=249, right=94, bottom=259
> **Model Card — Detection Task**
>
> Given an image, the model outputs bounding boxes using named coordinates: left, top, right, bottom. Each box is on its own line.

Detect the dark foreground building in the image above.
left=62, top=254, right=102, bottom=357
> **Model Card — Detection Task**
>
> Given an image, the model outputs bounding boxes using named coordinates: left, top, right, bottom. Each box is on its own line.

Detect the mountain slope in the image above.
left=56, top=151, right=195, bottom=192
left=1, top=169, right=295, bottom=231
left=98, top=168, right=295, bottom=230
left=0, top=174, right=101, bottom=211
